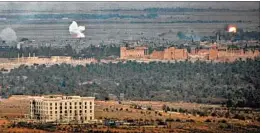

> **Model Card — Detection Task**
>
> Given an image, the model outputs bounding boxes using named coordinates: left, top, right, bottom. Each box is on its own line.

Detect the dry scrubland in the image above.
left=0, top=98, right=259, bottom=133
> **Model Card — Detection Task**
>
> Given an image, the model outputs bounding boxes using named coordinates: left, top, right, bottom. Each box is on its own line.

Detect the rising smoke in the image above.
left=69, top=21, right=85, bottom=38
left=177, top=29, right=200, bottom=41
left=0, top=27, right=17, bottom=42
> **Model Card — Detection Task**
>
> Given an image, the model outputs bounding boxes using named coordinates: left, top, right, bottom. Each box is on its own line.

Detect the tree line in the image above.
left=0, top=57, right=259, bottom=108
left=0, top=45, right=120, bottom=59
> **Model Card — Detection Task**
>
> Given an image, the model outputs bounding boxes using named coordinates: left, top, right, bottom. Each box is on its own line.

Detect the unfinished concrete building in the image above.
left=30, top=95, right=95, bottom=123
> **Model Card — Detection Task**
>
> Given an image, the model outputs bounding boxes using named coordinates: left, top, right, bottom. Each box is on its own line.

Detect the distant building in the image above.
left=120, top=46, right=149, bottom=59
left=121, top=46, right=188, bottom=60
left=108, top=94, right=118, bottom=100
left=0, top=46, right=11, bottom=51
left=30, top=95, right=95, bottom=123
left=119, top=93, right=125, bottom=101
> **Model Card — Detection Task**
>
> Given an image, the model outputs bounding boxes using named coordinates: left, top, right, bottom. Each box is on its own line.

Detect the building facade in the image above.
left=163, top=47, right=188, bottom=60
left=120, top=46, right=149, bottom=59
left=30, top=95, right=95, bottom=123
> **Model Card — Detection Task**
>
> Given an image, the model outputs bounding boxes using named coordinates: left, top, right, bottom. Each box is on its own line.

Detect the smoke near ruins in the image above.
left=69, top=21, right=85, bottom=38
left=0, top=27, right=17, bottom=42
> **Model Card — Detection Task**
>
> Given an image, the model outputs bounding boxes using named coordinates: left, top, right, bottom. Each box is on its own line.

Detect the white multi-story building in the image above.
left=29, top=95, right=95, bottom=123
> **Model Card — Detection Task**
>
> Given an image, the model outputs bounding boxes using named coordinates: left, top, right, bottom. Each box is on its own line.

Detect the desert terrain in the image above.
left=0, top=97, right=259, bottom=133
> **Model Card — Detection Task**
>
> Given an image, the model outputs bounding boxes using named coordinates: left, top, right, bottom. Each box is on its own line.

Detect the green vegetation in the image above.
left=0, top=58, right=259, bottom=108
left=0, top=45, right=120, bottom=59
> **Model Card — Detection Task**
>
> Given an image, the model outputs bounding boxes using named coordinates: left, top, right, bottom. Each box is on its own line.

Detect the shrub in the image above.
left=186, top=119, right=195, bottom=123
left=156, top=118, right=163, bottom=122
left=198, top=111, right=208, bottom=117
left=219, top=123, right=231, bottom=129
left=205, top=119, right=211, bottom=123
left=175, top=119, right=181, bottom=122
left=233, top=114, right=246, bottom=120
left=218, top=119, right=227, bottom=123
left=165, top=118, right=174, bottom=122
left=171, top=108, right=177, bottom=112
left=178, top=108, right=185, bottom=113
left=211, top=112, right=217, bottom=117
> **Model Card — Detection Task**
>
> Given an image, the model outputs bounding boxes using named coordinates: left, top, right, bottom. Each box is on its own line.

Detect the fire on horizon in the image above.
left=228, top=25, right=237, bottom=33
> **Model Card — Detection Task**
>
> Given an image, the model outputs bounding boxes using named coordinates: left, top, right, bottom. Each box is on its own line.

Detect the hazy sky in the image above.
left=0, top=2, right=259, bottom=11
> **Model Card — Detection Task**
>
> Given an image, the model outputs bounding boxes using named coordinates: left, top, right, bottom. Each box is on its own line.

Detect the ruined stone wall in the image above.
left=174, top=49, right=188, bottom=60
left=150, top=50, right=164, bottom=59
left=214, top=49, right=259, bottom=62
left=0, top=56, right=98, bottom=71
left=209, top=49, right=219, bottom=60
left=120, top=47, right=127, bottom=59
left=120, top=47, right=146, bottom=59
left=120, top=46, right=259, bottom=62
left=163, top=47, right=188, bottom=60
left=188, top=49, right=209, bottom=60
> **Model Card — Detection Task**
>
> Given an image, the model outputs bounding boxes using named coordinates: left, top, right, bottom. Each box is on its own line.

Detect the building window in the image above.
left=90, top=110, right=92, bottom=113
left=65, top=110, right=67, bottom=113
left=80, top=110, right=82, bottom=113
left=90, top=102, right=92, bottom=105
left=55, top=111, right=57, bottom=114
left=80, top=106, right=81, bottom=109
left=79, top=102, right=82, bottom=105
left=55, top=107, right=57, bottom=109
left=75, top=102, right=77, bottom=105
left=55, top=103, right=57, bottom=106
left=65, top=102, right=67, bottom=106
left=90, top=116, right=92, bottom=120
left=85, top=110, right=87, bottom=113
left=85, top=117, right=87, bottom=120
left=70, top=110, right=72, bottom=113
left=70, top=102, right=72, bottom=105
left=50, top=111, right=52, bottom=114
left=70, top=106, right=72, bottom=109
left=65, top=106, right=67, bottom=109
left=85, top=106, right=87, bottom=109
left=50, top=103, right=52, bottom=106
left=60, top=111, right=62, bottom=113
left=50, top=107, right=52, bottom=110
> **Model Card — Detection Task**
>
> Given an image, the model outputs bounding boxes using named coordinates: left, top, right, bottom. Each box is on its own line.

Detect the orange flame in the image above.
left=228, top=25, right=237, bottom=33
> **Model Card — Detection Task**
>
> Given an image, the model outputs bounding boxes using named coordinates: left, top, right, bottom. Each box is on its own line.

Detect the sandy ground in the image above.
left=0, top=98, right=259, bottom=133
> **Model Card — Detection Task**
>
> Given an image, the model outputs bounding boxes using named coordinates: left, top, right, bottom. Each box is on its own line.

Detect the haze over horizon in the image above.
left=0, top=1, right=259, bottom=12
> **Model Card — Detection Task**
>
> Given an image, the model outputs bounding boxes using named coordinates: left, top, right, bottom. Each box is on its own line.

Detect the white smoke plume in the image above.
left=0, top=27, right=17, bottom=42
left=69, top=21, right=85, bottom=38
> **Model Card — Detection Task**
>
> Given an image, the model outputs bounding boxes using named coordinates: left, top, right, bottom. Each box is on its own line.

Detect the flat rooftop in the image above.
left=29, top=95, right=95, bottom=101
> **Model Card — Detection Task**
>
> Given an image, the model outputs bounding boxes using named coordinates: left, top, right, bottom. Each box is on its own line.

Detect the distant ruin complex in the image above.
left=120, top=46, right=259, bottom=62
left=0, top=55, right=97, bottom=72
